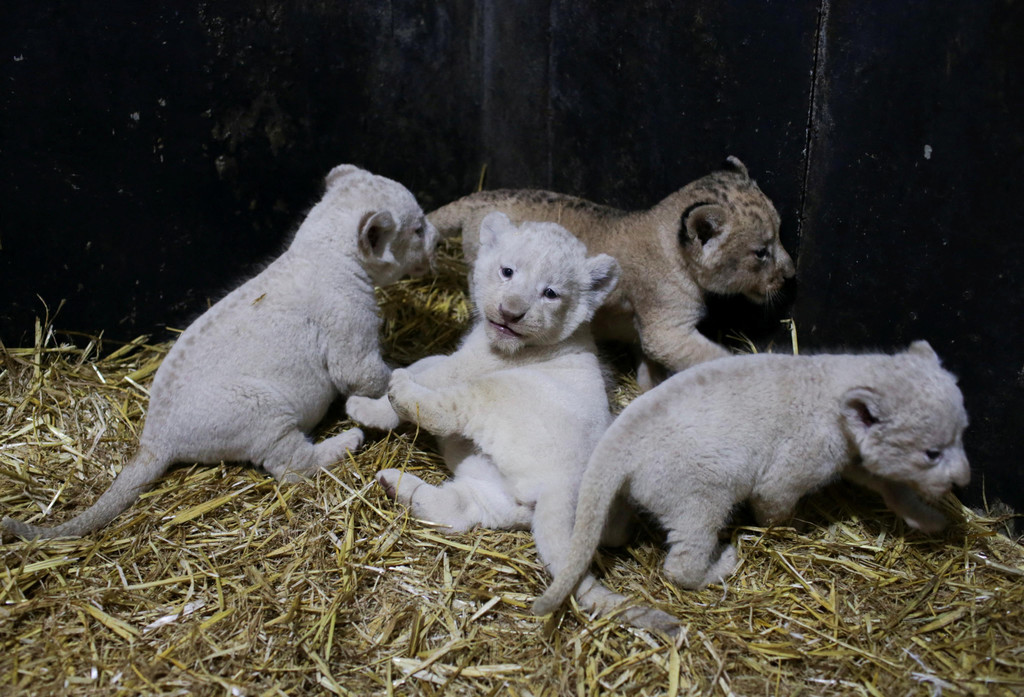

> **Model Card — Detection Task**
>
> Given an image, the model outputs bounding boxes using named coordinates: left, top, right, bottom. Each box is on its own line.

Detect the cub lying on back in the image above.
left=3, top=165, right=439, bottom=539
left=428, top=157, right=795, bottom=380
left=533, top=342, right=970, bottom=618
left=347, top=212, right=679, bottom=634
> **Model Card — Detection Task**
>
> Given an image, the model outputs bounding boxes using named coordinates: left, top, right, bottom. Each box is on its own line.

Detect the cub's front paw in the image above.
left=387, top=368, right=421, bottom=422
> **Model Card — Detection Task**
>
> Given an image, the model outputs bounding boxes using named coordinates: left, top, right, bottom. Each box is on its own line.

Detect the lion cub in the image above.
left=428, top=157, right=795, bottom=380
left=347, top=212, right=679, bottom=633
left=533, top=342, right=970, bottom=618
left=3, top=165, right=439, bottom=539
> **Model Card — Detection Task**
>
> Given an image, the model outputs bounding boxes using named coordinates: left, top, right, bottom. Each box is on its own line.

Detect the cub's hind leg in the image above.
left=262, top=427, right=365, bottom=483
left=378, top=454, right=532, bottom=532
left=661, top=508, right=738, bottom=590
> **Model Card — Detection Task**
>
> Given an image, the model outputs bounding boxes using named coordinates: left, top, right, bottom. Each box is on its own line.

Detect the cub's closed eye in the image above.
left=500, top=266, right=514, bottom=279
left=542, top=287, right=559, bottom=300
left=925, top=449, right=942, bottom=461
left=414, top=223, right=424, bottom=236
left=754, top=247, right=770, bottom=260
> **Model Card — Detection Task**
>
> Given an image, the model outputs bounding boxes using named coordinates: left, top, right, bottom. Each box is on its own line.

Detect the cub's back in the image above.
left=615, top=354, right=834, bottom=444
left=429, top=189, right=630, bottom=261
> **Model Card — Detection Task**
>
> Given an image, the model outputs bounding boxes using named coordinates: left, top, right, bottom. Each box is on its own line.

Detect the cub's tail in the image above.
left=426, top=191, right=518, bottom=262
left=3, top=447, right=171, bottom=539
left=532, top=449, right=632, bottom=617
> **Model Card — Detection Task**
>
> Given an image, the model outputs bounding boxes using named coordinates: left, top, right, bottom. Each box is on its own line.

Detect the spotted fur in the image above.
left=429, top=157, right=795, bottom=381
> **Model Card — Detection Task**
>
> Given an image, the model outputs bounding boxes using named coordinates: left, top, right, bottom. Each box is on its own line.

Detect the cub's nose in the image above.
left=499, top=304, right=526, bottom=323
left=778, top=248, right=796, bottom=279
left=951, top=453, right=971, bottom=488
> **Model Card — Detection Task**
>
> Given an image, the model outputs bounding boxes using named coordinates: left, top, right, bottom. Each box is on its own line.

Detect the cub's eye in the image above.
left=542, top=287, right=559, bottom=300
left=414, top=223, right=424, bottom=236
left=754, top=247, right=770, bottom=261
left=925, top=449, right=943, bottom=462
left=500, top=266, right=514, bottom=279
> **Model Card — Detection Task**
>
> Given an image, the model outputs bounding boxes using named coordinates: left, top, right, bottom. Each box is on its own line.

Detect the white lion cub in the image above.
left=534, top=342, right=970, bottom=617
left=3, top=165, right=439, bottom=539
left=347, top=212, right=680, bottom=633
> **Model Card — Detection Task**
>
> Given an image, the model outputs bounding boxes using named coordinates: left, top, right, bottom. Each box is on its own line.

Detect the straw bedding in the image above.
left=2, top=240, right=1023, bottom=696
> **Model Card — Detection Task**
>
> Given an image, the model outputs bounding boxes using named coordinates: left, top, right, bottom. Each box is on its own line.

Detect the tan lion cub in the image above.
left=534, top=342, right=970, bottom=618
left=428, top=157, right=795, bottom=380
left=347, top=212, right=680, bottom=633
left=3, top=165, right=439, bottom=539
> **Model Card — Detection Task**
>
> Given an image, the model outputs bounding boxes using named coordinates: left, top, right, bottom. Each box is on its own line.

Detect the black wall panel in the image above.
left=796, top=1, right=1024, bottom=511
left=0, top=1, right=481, bottom=340
left=1, top=1, right=1021, bottom=510
left=546, top=1, right=816, bottom=218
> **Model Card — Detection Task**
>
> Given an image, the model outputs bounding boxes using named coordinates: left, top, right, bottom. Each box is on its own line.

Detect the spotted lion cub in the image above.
left=428, top=157, right=795, bottom=382
left=534, top=342, right=970, bottom=619
left=347, top=212, right=680, bottom=633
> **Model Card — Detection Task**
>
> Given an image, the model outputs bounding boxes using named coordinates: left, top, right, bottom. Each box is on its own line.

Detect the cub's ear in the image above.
left=841, top=386, right=885, bottom=436
left=723, top=156, right=750, bottom=179
left=582, top=254, right=621, bottom=310
left=478, top=211, right=512, bottom=249
left=684, top=204, right=729, bottom=246
left=907, top=340, right=940, bottom=363
left=358, top=210, right=397, bottom=258
left=326, top=164, right=364, bottom=190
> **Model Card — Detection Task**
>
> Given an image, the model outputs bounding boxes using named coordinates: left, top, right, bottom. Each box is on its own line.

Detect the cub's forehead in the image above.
left=490, top=226, right=587, bottom=268
left=327, top=172, right=420, bottom=214
left=895, top=362, right=969, bottom=430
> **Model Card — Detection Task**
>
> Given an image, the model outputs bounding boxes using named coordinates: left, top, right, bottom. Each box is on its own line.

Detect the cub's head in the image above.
left=305, top=164, right=439, bottom=285
left=472, top=212, right=620, bottom=353
left=840, top=340, right=970, bottom=501
left=676, top=157, right=795, bottom=303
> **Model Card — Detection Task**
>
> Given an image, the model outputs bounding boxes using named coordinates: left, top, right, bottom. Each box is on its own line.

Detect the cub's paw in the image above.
left=704, top=544, right=739, bottom=586
left=320, top=427, right=365, bottom=463
left=376, top=468, right=427, bottom=506
left=346, top=394, right=401, bottom=431
left=270, top=428, right=365, bottom=483
left=387, top=369, right=422, bottom=421
left=619, top=605, right=683, bottom=638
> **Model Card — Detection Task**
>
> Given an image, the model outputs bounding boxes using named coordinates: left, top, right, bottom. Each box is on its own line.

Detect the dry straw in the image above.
left=2, top=239, right=1023, bottom=696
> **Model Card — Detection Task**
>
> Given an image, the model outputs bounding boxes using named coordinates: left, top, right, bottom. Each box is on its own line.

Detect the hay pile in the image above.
left=2, top=239, right=1024, bottom=696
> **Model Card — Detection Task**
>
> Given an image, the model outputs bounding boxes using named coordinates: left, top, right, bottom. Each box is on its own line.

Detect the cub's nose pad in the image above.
left=499, top=304, right=526, bottom=323
left=952, top=457, right=971, bottom=488
left=780, top=252, right=797, bottom=279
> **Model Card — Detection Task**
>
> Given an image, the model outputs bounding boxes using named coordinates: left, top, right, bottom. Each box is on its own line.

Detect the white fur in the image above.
left=534, top=341, right=970, bottom=617
left=347, top=213, right=679, bottom=633
left=3, top=164, right=440, bottom=539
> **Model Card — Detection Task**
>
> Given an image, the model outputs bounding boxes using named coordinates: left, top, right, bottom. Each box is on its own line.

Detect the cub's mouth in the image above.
left=488, top=319, right=523, bottom=338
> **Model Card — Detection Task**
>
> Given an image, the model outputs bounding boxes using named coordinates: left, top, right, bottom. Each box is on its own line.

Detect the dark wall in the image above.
left=0, top=1, right=482, bottom=338
left=2, top=1, right=1021, bottom=511
left=797, top=1, right=1024, bottom=512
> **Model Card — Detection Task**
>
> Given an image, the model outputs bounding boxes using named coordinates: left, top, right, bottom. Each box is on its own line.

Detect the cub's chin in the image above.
left=912, top=479, right=955, bottom=503
left=485, top=320, right=527, bottom=353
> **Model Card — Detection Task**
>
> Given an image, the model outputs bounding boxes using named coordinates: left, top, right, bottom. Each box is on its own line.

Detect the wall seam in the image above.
left=798, top=0, right=830, bottom=244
